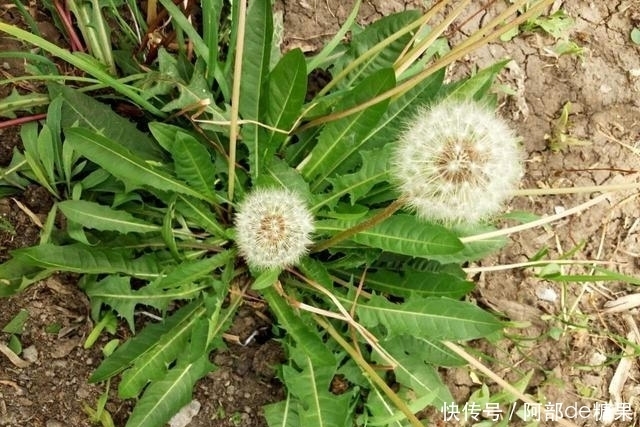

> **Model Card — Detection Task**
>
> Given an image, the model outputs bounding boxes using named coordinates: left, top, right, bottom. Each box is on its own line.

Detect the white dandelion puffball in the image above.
left=392, top=101, right=523, bottom=224
left=234, top=188, right=314, bottom=270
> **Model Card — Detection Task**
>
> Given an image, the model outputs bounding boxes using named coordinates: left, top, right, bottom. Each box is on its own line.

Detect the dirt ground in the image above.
left=1, top=0, right=640, bottom=426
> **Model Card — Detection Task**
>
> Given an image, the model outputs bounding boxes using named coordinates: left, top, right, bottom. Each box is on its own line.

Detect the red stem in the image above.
left=53, top=0, right=85, bottom=52
left=0, top=113, right=47, bottom=130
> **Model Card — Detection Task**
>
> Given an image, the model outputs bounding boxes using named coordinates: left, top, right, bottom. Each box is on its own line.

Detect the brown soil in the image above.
left=1, top=1, right=639, bottom=426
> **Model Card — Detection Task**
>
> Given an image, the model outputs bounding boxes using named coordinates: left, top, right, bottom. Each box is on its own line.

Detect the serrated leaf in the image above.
left=65, top=128, right=216, bottom=203
left=321, top=146, right=392, bottom=210
left=59, top=200, right=160, bottom=234
left=152, top=250, right=233, bottom=290
left=264, top=395, right=300, bottom=427
left=429, top=224, right=508, bottom=264
left=255, top=158, right=312, bottom=202
left=301, top=68, right=395, bottom=188
left=282, top=356, right=351, bottom=427
left=334, top=10, right=422, bottom=88
left=54, top=85, right=165, bottom=161
left=239, top=0, right=272, bottom=179
left=258, top=48, right=307, bottom=171
left=262, top=287, right=335, bottom=367
left=0, top=88, right=49, bottom=118
left=90, top=301, right=203, bottom=382
left=175, top=195, right=227, bottom=238
left=357, top=295, right=503, bottom=340
left=316, top=215, right=463, bottom=258
left=443, top=60, right=509, bottom=102
left=86, top=275, right=207, bottom=332
left=170, top=132, right=216, bottom=199
left=358, top=269, right=474, bottom=298
left=12, top=243, right=162, bottom=279
left=384, top=335, right=465, bottom=368
left=125, top=355, right=213, bottom=427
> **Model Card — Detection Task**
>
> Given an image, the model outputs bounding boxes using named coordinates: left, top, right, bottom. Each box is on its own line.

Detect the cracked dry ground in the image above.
left=1, top=1, right=640, bottom=426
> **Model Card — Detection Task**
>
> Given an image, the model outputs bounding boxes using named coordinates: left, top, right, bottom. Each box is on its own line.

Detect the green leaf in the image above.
left=262, top=287, right=335, bottom=366
left=65, top=128, right=216, bottom=203
left=358, top=68, right=444, bottom=156
left=86, top=275, right=207, bottom=332
left=59, top=200, right=160, bottom=234
left=384, top=335, right=465, bottom=368
left=282, top=356, right=351, bottom=427
left=170, top=132, right=216, bottom=200
left=317, top=215, right=463, bottom=257
left=334, top=10, right=422, bottom=88
left=357, top=295, right=503, bottom=340
left=174, top=195, right=227, bottom=238
left=20, top=122, right=58, bottom=196
left=443, top=60, right=509, bottom=101
left=0, top=88, right=48, bottom=118
left=153, top=251, right=233, bottom=290
left=12, top=244, right=162, bottom=279
left=264, top=395, right=300, bottom=427
left=360, top=269, right=474, bottom=298
left=258, top=49, right=307, bottom=170
left=255, top=158, right=312, bottom=202
left=301, top=68, right=395, bottom=188
left=239, top=0, right=273, bottom=179
left=320, top=146, right=392, bottom=210
left=632, top=27, right=640, bottom=45
left=429, top=224, right=508, bottom=264
left=125, top=355, right=213, bottom=427
left=90, top=302, right=203, bottom=382
left=54, top=85, right=165, bottom=161
left=202, top=0, right=223, bottom=82
left=252, top=268, right=281, bottom=290
left=2, top=309, right=29, bottom=334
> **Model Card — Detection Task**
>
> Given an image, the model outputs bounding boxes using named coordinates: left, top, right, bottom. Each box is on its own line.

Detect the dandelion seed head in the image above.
left=234, top=188, right=314, bottom=270
left=392, top=101, right=523, bottom=223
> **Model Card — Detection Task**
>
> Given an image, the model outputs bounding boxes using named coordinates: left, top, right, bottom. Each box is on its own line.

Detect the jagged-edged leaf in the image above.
left=262, top=287, right=335, bottom=367
left=0, top=258, right=49, bottom=293
left=347, top=268, right=473, bottom=298
left=264, top=395, right=300, bottom=427
left=52, top=85, right=165, bottom=161
left=282, top=356, right=351, bottom=427
left=428, top=223, right=508, bottom=264
left=321, top=146, right=392, bottom=210
left=239, top=0, right=272, bottom=179
left=12, top=243, right=163, bottom=279
left=384, top=335, right=465, bottom=367
left=358, top=67, right=445, bottom=155
left=368, top=339, right=453, bottom=424
left=301, top=69, right=395, bottom=188
left=175, top=195, right=227, bottom=238
left=90, top=302, right=203, bottom=382
left=58, top=200, right=160, bottom=234
left=20, top=123, right=57, bottom=196
left=86, top=275, right=207, bottom=332
left=0, top=88, right=48, bottom=118
left=255, top=158, right=312, bottom=202
left=125, top=355, right=213, bottom=427
left=357, top=295, right=503, bottom=340
left=259, top=48, right=307, bottom=170
left=65, top=128, right=215, bottom=203
left=152, top=250, right=233, bottom=289
left=117, top=306, right=206, bottom=398
left=442, top=60, right=509, bottom=101
left=333, top=11, right=422, bottom=88
left=169, top=132, right=216, bottom=199
left=316, top=215, right=463, bottom=257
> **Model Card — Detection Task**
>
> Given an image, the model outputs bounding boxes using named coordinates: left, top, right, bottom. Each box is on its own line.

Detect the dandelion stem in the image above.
left=227, top=0, right=247, bottom=203
left=312, top=198, right=405, bottom=252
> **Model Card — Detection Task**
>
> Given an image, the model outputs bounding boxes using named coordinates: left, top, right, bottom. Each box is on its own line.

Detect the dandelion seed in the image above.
left=392, top=100, right=523, bottom=224
left=234, top=188, right=314, bottom=270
